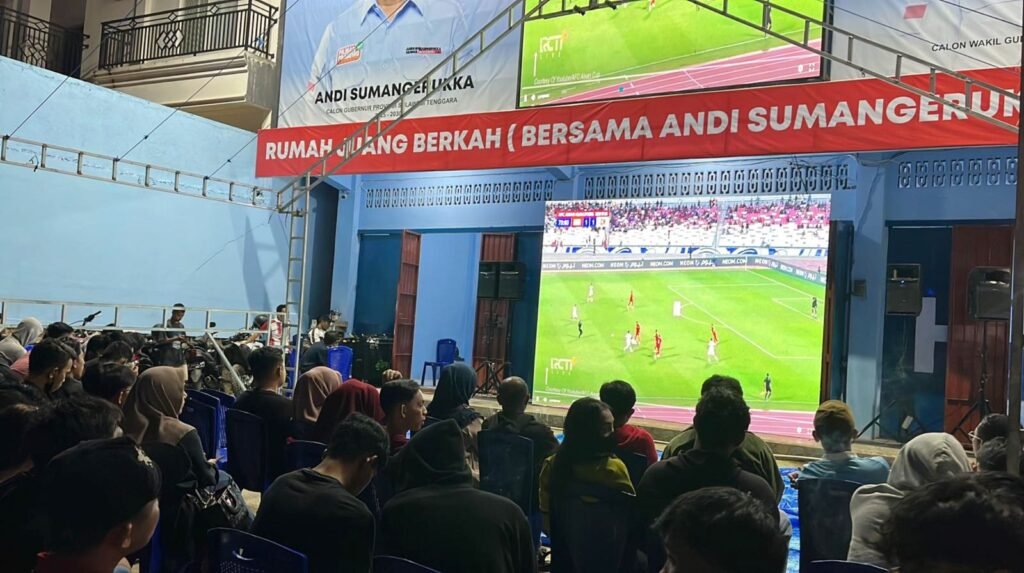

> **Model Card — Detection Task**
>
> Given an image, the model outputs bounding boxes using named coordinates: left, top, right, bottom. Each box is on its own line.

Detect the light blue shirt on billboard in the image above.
left=309, top=0, right=473, bottom=123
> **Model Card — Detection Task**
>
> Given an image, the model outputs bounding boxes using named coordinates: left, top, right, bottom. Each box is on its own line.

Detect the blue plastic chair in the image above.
left=807, top=561, right=888, bottom=573
left=206, top=528, right=308, bottom=573
left=285, top=440, right=326, bottom=471
left=550, top=482, right=636, bottom=573
left=419, top=338, right=458, bottom=386
left=479, top=431, right=535, bottom=516
left=799, top=479, right=862, bottom=570
left=373, top=556, right=442, bottom=573
left=202, top=389, right=235, bottom=459
left=202, top=389, right=236, bottom=408
left=615, top=449, right=650, bottom=489
left=226, top=409, right=271, bottom=492
left=326, top=345, right=353, bottom=380
left=181, top=390, right=220, bottom=459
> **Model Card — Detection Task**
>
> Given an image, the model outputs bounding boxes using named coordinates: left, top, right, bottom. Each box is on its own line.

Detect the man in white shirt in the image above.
left=706, top=338, right=718, bottom=364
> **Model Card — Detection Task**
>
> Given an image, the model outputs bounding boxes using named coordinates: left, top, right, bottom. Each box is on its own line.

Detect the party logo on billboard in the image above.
left=335, top=44, right=362, bottom=66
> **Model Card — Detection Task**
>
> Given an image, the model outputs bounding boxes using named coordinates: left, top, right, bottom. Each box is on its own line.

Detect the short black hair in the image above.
left=976, top=413, right=1013, bottom=443
left=324, top=330, right=345, bottom=346
left=28, top=394, right=123, bottom=467
left=45, top=322, right=74, bottom=339
left=655, top=487, right=787, bottom=573
left=0, top=380, right=45, bottom=409
left=325, top=412, right=389, bottom=464
left=41, top=437, right=161, bottom=555
left=380, top=379, right=421, bottom=414
left=57, top=335, right=83, bottom=357
left=599, top=380, right=637, bottom=418
left=693, top=388, right=750, bottom=450
left=248, top=346, right=284, bottom=381
left=317, top=314, right=332, bottom=324
left=976, top=437, right=1024, bottom=473
left=701, top=375, right=743, bottom=398
left=100, top=341, right=134, bottom=363
left=82, top=362, right=136, bottom=402
left=85, top=334, right=111, bottom=361
left=0, top=403, right=45, bottom=471
left=28, top=339, right=73, bottom=376
left=276, top=304, right=288, bottom=313
left=880, top=472, right=1024, bottom=572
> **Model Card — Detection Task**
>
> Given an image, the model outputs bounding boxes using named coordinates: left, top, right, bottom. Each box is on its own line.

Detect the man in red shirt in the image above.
left=600, top=380, right=658, bottom=466
left=628, top=289, right=635, bottom=310
left=635, top=321, right=642, bottom=344
left=654, top=330, right=663, bottom=360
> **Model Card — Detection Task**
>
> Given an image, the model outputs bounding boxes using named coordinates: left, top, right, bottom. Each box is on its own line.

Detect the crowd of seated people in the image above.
left=2, top=313, right=1023, bottom=573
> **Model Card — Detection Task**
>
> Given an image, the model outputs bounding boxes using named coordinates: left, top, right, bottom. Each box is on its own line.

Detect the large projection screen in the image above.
left=519, top=0, right=826, bottom=107
left=534, top=195, right=830, bottom=412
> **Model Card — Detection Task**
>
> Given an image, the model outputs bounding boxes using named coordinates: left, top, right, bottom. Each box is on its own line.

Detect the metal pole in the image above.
left=1006, top=41, right=1023, bottom=476
left=206, top=333, right=247, bottom=395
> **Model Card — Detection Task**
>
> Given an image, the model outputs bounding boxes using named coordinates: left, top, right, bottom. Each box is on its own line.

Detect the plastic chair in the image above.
left=226, top=409, right=271, bottom=492
left=327, top=345, right=353, bottom=380
left=202, top=389, right=236, bottom=408
left=550, top=482, right=636, bottom=573
left=285, top=440, right=326, bottom=471
left=798, top=479, right=862, bottom=570
left=615, top=449, right=650, bottom=489
left=202, top=389, right=235, bottom=459
left=182, top=390, right=220, bottom=459
left=479, top=430, right=535, bottom=515
left=206, top=528, right=308, bottom=573
left=373, top=556, right=442, bottom=573
left=807, top=561, right=888, bottom=573
left=419, top=338, right=458, bottom=386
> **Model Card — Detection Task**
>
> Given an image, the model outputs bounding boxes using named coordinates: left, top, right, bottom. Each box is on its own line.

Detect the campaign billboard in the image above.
left=277, top=0, right=523, bottom=127
left=831, top=0, right=1022, bottom=80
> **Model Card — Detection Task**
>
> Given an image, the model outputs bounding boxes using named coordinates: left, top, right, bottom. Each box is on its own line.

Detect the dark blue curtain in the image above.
left=352, top=233, right=402, bottom=336
left=508, top=231, right=543, bottom=390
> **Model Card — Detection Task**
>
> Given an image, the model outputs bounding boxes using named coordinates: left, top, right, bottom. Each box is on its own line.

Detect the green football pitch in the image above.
left=533, top=267, right=825, bottom=411
left=520, top=0, right=824, bottom=103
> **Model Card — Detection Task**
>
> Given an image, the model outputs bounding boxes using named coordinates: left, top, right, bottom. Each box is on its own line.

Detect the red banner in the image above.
left=256, top=67, right=1019, bottom=177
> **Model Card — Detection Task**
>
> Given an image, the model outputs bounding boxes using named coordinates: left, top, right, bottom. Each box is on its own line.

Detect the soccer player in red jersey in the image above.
left=628, top=290, right=635, bottom=310
left=654, top=330, right=663, bottom=360
left=635, top=321, right=642, bottom=344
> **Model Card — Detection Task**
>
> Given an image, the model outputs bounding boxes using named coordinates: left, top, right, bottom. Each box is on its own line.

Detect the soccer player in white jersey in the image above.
left=587, top=283, right=595, bottom=303
left=624, top=331, right=636, bottom=352
left=571, top=304, right=579, bottom=321
left=706, top=337, right=719, bottom=364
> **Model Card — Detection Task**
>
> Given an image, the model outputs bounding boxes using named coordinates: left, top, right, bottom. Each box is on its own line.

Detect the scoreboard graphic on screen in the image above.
left=554, top=209, right=610, bottom=229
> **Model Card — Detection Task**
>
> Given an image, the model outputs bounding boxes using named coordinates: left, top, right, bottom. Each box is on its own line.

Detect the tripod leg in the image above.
left=952, top=401, right=983, bottom=441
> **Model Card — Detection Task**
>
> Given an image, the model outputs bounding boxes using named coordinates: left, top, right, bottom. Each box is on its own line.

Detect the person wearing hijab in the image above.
left=292, top=367, right=343, bottom=438
left=847, top=432, right=972, bottom=568
left=313, top=378, right=385, bottom=443
left=378, top=419, right=536, bottom=573
left=425, top=362, right=484, bottom=479
left=121, top=366, right=218, bottom=488
left=0, top=318, right=43, bottom=367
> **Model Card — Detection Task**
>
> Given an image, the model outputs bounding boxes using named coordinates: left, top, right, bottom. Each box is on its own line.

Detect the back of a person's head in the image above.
left=28, top=339, right=72, bottom=376
left=700, top=374, right=743, bottom=398
left=693, top=388, right=750, bottom=451
left=326, top=412, right=389, bottom=463
left=248, top=346, right=283, bottom=383
left=599, top=379, right=636, bottom=420
left=57, top=335, right=82, bottom=358
left=29, top=394, right=123, bottom=467
left=550, top=397, right=614, bottom=494
left=41, top=438, right=161, bottom=556
left=82, top=362, right=136, bottom=403
left=881, top=472, right=1024, bottom=573
left=99, top=341, right=134, bottom=364
left=0, top=403, right=45, bottom=473
left=324, top=330, right=345, bottom=346
left=380, top=379, right=421, bottom=414
left=655, top=487, right=787, bottom=573
left=496, top=377, right=530, bottom=413
left=0, top=380, right=45, bottom=409
left=975, top=413, right=1012, bottom=443
left=976, top=437, right=1024, bottom=474
left=85, top=334, right=111, bottom=361
left=813, top=400, right=857, bottom=451
left=44, top=322, right=74, bottom=340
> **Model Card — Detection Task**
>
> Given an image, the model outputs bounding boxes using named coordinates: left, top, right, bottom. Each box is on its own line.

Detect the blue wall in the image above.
left=0, top=56, right=289, bottom=319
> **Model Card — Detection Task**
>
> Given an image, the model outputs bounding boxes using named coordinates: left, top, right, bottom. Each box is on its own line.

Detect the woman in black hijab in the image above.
left=424, top=362, right=482, bottom=479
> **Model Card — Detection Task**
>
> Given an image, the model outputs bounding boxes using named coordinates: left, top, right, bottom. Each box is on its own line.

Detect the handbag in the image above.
left=184, top=475, right=253, bottom=533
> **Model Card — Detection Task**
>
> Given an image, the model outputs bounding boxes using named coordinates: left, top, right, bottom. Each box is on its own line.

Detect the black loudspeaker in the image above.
left=886, top=264, right=922, bottom=316
left=478, top=262, right=498, bottom=299
left=497, top=262, right=525, bottom=300
left=968, top=267, right=1010, bottom=321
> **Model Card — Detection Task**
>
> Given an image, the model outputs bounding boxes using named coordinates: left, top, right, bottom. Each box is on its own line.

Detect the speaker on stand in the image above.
left=885, top=264, right=922, bottom=316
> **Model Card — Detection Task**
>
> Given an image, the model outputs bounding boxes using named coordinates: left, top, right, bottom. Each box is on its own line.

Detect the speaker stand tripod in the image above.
left=476, top=360, right=507, bottom=395
left=952, top=320, right=994, bottom=443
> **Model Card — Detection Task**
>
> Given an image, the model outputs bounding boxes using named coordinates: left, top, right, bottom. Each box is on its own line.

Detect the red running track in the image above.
left=633, top=403, right=816, bottom=441
left=547, top=40, right=823, bottom=106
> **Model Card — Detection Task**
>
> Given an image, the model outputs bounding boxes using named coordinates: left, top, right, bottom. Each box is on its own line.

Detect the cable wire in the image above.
left=936, top=0, right=1022, bottom=29
left=4, top=0, right=147, bottom=139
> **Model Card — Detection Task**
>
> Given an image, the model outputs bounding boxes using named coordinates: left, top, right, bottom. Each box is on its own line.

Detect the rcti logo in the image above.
left=550, top=357, right=576, bottom=373
left=539, top=31, right=568, bottom=54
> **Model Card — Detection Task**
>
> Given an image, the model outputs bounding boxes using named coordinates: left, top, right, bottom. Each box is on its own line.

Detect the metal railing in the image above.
left=0, top=6, right=87, bottom=76
left=99, top=0, right=277, bottom=69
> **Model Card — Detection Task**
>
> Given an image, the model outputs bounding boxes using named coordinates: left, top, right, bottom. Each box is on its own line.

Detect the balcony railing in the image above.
left=0, top=7, right=87, bottom=76
left=99, top=0, right=277, bottom=69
